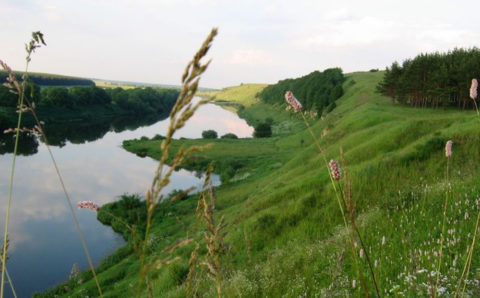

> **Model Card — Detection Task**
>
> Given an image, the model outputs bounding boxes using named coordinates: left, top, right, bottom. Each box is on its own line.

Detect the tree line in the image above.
left=377, top=48, right=480, bottom=108
left=0, top=71, right=94, bottom=86
left=0, top=84, right=178, bottom=114
left=257, top=68, right=344, bottom=116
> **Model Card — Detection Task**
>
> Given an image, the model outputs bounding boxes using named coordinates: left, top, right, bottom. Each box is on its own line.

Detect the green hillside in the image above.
left=205, top=83, right=267, bottom=113
left=38, top=71, right=480, bottom=297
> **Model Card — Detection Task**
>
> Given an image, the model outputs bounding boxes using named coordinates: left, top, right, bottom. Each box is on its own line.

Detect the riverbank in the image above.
left=37, top=71, right=480, bottom=296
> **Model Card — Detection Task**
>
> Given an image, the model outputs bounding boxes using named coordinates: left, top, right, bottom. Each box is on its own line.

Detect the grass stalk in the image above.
left=0, top=33, right=47, bottom=297
left=4, top=267, right=16, bottom=298
left=1, top=32, right=104, bottom=297
left=454, top=192, right=480, bottom=297
left=453, top=97, right=480, bottom=297
left=20, top=85, right=105, bottom=297
left=435, top=156, right=450, bottom=296
left=196, top=163, right=226, bottom=298
left=136, top=28, right=217, bottom=297
left=298, top=112, right=375, bottom=296
left=0, top=64, right=28, bottom=298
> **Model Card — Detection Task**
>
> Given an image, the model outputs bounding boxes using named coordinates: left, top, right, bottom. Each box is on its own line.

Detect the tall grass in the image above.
left=135, top=28, right=217, bottom=297
left=1, top=32, right=105, bottom=297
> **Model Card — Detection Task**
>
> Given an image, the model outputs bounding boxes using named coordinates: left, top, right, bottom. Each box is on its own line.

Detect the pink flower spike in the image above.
left=284, top=91, right=303, bottom=112
left=329, top=159, right=342, bottom=180
left=445, top=140, right=453, bottom=158
left=470, top=79, right=478, bottom=100
left=77, top=200, right=99, bottom=212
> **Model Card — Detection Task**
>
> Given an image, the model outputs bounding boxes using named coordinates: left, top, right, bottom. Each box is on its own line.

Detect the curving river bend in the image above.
left=0, top=98, right=253, bottom=297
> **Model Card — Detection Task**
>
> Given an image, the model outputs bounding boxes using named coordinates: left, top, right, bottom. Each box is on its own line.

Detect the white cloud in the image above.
left=2, top=0, right=480, bottom=88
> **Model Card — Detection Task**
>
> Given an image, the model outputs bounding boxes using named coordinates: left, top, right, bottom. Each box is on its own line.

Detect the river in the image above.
left=0, top=98, right=253, bottom=297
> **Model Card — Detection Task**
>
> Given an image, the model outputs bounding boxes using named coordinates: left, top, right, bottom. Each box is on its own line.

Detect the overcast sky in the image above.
left=1, top=0, right=479, bottom=89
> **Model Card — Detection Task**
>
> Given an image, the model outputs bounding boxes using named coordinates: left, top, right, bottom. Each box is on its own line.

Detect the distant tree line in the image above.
left=0, top=84, right=178, bottom=114
left=377, top=48, right=480, bottom=108
left=0, top=84, right=178, bottom=131
left=0, top=71, right=94, bottom=86
left=257, top=68, right=345, bottom=116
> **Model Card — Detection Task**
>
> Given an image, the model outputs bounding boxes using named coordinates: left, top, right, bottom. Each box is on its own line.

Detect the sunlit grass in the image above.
left=34, top=68, right=480, bottom=297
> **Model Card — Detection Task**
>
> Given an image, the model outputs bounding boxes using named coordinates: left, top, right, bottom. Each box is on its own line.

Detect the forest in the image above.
left=0, top=85, right=178, bottom=113
left=0, top=70, right=94, bottom=86
left=376, top=48, right=480, bottom=108
left=257, top=68, right=344, bottom=116
left=0, top=85, right=179, bottom=129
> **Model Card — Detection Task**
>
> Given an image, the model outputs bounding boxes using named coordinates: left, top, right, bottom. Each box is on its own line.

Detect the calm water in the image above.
left=0, top=98, right=253, bottom=297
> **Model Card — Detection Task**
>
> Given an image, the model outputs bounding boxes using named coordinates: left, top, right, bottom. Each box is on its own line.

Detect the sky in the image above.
left=1, top=0, right=480, bottom=89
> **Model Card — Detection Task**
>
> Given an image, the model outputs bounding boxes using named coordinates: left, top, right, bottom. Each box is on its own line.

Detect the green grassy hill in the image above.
left=38, top=71, right=480, bottom=297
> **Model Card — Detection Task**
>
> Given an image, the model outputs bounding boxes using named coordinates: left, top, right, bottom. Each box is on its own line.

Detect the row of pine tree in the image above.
left=377, top=48, right=480, bottom=108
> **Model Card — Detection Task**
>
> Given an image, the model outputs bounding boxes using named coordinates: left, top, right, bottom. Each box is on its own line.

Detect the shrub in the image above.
left=202, top=129, right=218, bottom=139
left=152, top=134, right=165, bottom=140
left=221, top=133, right=238, bottom=139
left=253, top=123, right=272, bottom=138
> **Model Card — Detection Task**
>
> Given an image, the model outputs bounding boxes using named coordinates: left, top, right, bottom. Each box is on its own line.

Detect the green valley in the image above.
left=37, top=70, right=480, bottom=297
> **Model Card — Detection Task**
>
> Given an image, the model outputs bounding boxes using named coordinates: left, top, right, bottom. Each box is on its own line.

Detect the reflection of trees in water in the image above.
left=0, top=112, right=170, bottom=156
left=44, top=121, right=111, bottom=147
left=110, top=112, right=168, bottom=132
left=0, top=132, right=39, bottom=156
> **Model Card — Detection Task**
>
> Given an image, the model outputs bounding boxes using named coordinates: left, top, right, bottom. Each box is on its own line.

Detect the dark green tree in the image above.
left=253, top=122, right=272, bottom=138
left=202, top=130, right=218, bottom=139
left=221, top=133, right=238, bottom=139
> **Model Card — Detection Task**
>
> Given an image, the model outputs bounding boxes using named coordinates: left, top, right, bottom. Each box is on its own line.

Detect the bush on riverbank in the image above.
left=253, top=122, right=272, bottom=138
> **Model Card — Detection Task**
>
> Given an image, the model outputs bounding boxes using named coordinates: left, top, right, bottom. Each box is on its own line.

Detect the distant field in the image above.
left=94, top=79, right=180, bottom=89
left=202, top=83, right=268, bottom=112
left=94, top=80, right=136, bottom=89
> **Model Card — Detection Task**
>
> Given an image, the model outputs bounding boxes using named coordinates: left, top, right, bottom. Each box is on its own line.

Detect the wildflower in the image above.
left=470, top=78, right=478, bottom=100
left=359, top=248, right=364, bottom=258
left=76, top=201, right=99, bottom=212
left=284, top=91, right=302, bottom=112
left=445, top=140, right=452, bottom=158
left=329, top=159, right=341, bottom=180
left=382, top=236, right=386, bottom=246
left=352, top=279, right=356, bottom=289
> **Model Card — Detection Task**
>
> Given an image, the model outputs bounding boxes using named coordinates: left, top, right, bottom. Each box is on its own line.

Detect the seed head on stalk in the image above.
left=329, top=159, right=342, bottom=180
left=285, top=91, right=303, bottom=112
left=445, top=140, right=453, bottom=158
left=77, top=201, right=100, bottom=212
left=470, top=79, right=478, bottom=100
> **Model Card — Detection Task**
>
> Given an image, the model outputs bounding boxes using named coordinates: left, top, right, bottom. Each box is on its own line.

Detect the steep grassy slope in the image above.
left=38, top=71, right=480, bottom=297
left=207, top=83, right=305, bottom=136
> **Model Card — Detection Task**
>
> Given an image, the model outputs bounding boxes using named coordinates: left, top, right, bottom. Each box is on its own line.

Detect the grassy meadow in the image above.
left=38, top=71, right=480, bottom=297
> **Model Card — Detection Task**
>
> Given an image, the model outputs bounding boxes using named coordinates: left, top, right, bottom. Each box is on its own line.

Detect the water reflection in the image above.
left=0, top=98, right=250, bottom=297
left=0, top=132, right=39, bottom=156
left=0, top=112, right=171, bottom=154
